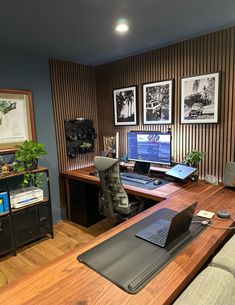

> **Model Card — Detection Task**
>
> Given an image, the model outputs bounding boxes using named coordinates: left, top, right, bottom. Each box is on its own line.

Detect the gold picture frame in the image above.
left=0, top=89, right=36, bottom=154
left=103, top=135, right=116, bottom=152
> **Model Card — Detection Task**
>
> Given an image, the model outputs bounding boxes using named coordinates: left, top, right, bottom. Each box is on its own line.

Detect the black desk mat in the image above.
left=78, top=208, right=205, bottom=294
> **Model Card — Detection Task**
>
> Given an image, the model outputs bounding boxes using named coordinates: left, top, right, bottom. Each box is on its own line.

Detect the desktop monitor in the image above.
left=127, top=131, right=172, bottom=172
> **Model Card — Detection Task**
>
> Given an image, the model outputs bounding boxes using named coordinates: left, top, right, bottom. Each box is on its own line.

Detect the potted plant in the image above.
left=183, top=150, right=205, bottom=181
left=79, top=142, right=92, bottom=153
left=15, top=140, right=47, bottom=187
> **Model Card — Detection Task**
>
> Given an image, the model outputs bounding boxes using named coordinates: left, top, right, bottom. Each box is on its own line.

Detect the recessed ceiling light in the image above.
left=115, top=19, right=129, bottom=33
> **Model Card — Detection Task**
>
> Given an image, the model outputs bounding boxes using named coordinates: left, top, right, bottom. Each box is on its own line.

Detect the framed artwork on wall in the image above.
left=181, top=72, right=220, bottom=124
left=143, top=80, right=173, bottom=124
left=113, top=85, right=138, bottom=126
left=0, top=89, right=36, bottom=154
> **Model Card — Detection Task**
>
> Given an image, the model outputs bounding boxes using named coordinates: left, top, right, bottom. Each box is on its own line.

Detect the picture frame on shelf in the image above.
left=113, top=85, right=138, bottom=126
left=181, top=72, right=220, bottom=124
left=143, top=80, right=173, bottom=125
left=0, top=89, right=36, bottom=154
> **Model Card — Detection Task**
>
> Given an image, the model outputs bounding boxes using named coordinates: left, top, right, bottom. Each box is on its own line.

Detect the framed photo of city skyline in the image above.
left=181, top=72, right=220, bottom=124
left=143, top=80, right=173, bottom=124
left=113, top=85, right=138, bottom=126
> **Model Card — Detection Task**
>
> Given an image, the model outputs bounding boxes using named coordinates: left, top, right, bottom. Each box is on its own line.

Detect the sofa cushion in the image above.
left=211, top=235, right=235, bottom=276
left=173, top=266, right=235, bottom=305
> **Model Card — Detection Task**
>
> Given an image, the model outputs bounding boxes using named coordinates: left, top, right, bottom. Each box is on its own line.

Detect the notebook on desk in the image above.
left=135, top=202, right=197, bottom=247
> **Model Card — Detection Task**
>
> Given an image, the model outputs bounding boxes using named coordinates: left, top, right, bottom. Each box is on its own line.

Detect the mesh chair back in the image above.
left=94, top=156, right=130, bottom=218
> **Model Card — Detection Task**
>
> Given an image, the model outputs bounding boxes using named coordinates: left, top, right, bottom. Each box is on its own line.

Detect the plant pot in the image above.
left=24, top=160, right=38, bottom=170
left=191, top=168, right=199, bottom=182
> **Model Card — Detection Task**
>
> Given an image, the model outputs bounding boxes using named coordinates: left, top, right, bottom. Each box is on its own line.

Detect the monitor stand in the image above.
left=134, top=161, right=150, bottom=175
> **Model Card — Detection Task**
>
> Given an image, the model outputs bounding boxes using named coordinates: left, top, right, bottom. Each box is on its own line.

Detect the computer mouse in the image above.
left=90, top=171, right=99, bottom=177
left=154, top=179, right=162, bottom=186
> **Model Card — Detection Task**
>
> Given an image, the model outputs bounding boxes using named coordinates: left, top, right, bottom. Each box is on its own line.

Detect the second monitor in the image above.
left=127, top=131, right=172, bottom=174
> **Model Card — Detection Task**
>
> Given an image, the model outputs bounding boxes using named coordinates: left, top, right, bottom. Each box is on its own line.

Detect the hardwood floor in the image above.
left=0, top=218, right=116, bottom=284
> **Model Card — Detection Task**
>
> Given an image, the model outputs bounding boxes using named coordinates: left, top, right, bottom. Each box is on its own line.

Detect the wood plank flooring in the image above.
left=0, top=218, right=116, bottom=284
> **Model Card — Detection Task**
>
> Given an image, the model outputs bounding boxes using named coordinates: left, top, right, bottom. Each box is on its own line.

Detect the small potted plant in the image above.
left=183, top=150, right=205, bottom=181
left=15, top=140, right=47, bottom=187
left=79, top=142, right=92, bottom=153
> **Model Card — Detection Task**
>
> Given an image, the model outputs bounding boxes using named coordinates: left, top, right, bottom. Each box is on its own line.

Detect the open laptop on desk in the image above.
left=136, top=202, right=197, bottom=247
left=165, top=164, right=197, bottom=181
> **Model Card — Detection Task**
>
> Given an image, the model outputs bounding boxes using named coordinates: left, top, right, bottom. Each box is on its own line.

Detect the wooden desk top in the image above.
left=62, top=166, right=189, bottom=201
left=0, top=178, right=235, bottom=305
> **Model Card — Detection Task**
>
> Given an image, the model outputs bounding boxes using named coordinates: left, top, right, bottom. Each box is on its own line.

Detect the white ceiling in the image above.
left=0, top=0, right=235, bottom=66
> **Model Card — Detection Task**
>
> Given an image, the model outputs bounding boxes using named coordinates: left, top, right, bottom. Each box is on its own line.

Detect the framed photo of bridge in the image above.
left=143, top=80, right=173, bottom=124
left=0, top=89, right=36, bottom=154
left=113, top=85, right=138, bottom=126
left=181, top=72, right=220, bottom=124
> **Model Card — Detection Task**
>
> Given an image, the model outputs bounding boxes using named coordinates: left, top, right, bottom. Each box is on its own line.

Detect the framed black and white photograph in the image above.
left=113, top=86, right=137, bottom=126
left=181, top=72, right=220, bottom=124
left=143, top=80, right=173, bottom=124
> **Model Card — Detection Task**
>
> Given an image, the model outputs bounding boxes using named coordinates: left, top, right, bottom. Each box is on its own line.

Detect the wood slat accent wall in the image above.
left=49, top=59, right=98, bottom=173
left=96, top=27, right=235, bottom=180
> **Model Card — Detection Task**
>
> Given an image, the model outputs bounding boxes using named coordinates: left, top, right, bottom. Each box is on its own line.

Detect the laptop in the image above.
left=165, top=164, right=197, bottom=180
left=135, top=202, right=197, bottom=247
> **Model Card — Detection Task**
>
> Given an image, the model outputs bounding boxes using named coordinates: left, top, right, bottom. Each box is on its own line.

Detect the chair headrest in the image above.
left=94, top=156, right=119, bottom=171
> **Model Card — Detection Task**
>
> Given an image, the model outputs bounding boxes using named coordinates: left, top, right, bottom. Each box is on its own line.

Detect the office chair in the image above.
left=94, top=156, right=145, bottom=221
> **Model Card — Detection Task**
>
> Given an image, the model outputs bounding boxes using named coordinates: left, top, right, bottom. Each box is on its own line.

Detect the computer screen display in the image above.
left=127, top=131, right=172, bottom=166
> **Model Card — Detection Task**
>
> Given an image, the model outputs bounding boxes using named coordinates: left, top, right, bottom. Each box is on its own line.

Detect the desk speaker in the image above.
left=224, top=161, right=235, bottom=187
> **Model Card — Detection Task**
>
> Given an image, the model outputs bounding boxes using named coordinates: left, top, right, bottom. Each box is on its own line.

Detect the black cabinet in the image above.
left=13, top=202, right=52, bottom=247
left=0, top=215, right=14, bottom=255
left=69, top=179, right=103, bottom=227
left=0, top=168, right=53, bottom=256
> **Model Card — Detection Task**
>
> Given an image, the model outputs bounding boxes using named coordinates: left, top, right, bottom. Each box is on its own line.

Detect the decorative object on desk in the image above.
left=121, top=154, right=128, bottom=163
left=113, top=86, right=138, bottom=126
left=183, top=150, right=205, bottom=181
left=0, top=89, right=36, bottom=154
left=143, top=80, right=173, bottom=124
left=205, top=175, right=219, bottom=185
left=15, top=140, right=47, bottom=187
left=181, top=72, right=220, bottom=124
left=64, top=118, right=96, bottom=158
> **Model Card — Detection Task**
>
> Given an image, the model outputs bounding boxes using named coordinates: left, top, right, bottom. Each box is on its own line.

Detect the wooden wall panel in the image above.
left=96, top=27, right=235, bottom=181
left=49, top=59, right=98, bottom=173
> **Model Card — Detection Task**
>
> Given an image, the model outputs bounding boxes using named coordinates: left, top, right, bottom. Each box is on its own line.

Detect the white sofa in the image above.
left=173, top=234, right=235, bottom=305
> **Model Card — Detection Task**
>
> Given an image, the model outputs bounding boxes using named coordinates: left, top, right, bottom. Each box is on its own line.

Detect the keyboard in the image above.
left=120, top=172, right=155, bottom=185
left=149, top=225, right=170, bottom=245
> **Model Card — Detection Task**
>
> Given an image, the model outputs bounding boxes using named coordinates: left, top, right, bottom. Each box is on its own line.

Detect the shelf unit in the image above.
left=0, top=167, right=54, bottom=256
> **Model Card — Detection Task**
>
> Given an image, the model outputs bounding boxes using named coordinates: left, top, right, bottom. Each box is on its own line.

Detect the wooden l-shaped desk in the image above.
left=0, top=166, right=235, bottom=305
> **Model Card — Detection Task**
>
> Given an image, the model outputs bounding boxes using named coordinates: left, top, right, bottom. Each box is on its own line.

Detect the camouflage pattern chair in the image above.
left=94, top=156, right=145, bottom=221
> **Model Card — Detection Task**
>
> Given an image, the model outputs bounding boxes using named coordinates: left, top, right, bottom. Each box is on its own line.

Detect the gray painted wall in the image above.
left=0, top=47, right=63, bottom=222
